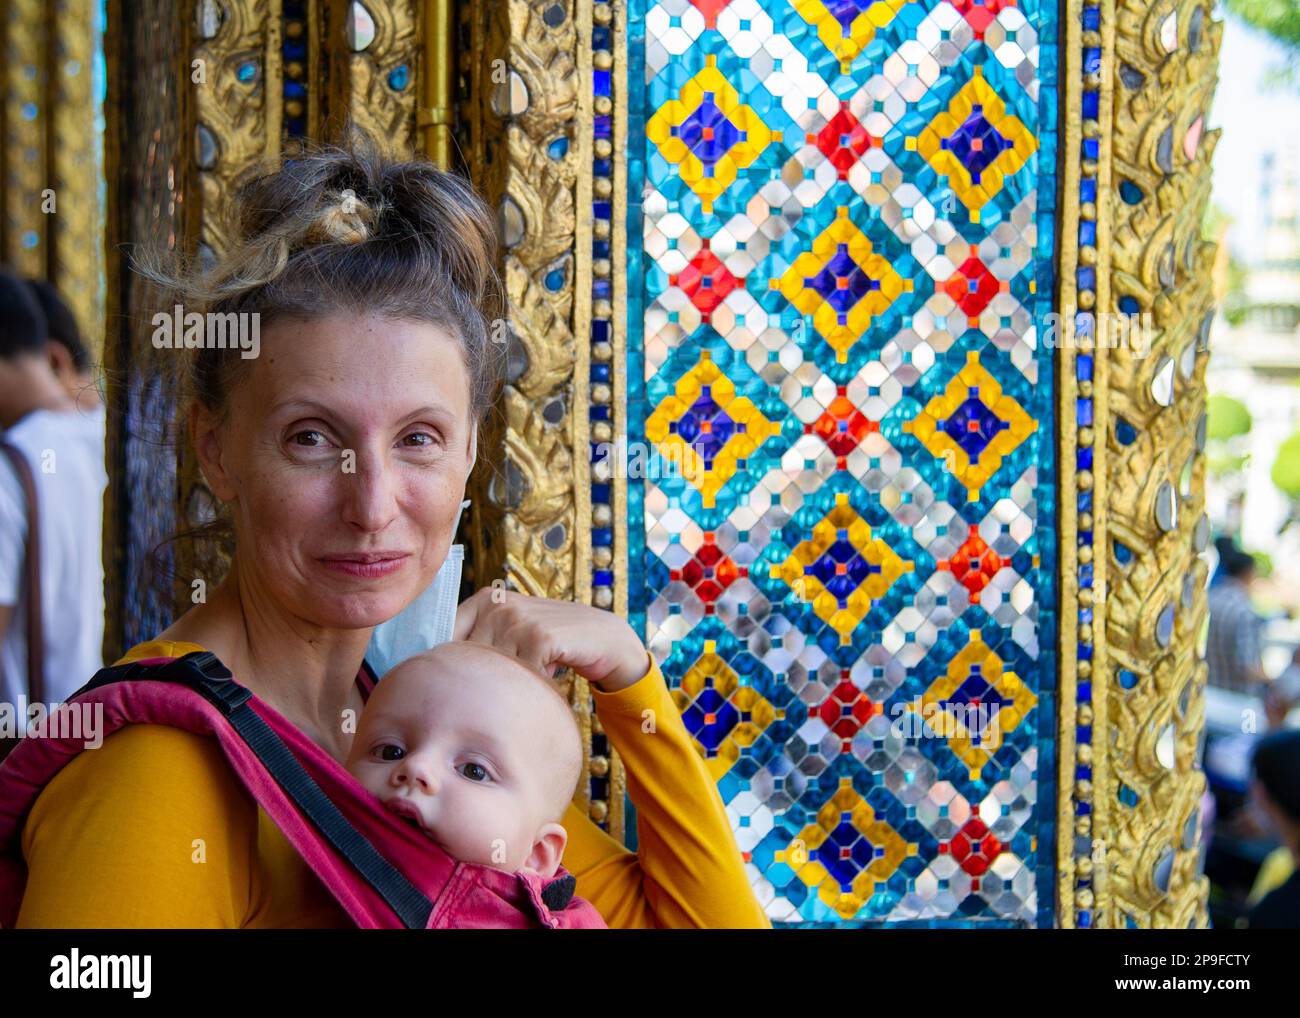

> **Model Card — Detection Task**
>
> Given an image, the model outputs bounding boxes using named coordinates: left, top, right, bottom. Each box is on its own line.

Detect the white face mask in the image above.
left=365, top=497, right=471, bottom=677
left=366, top=429, right=478, bottom=677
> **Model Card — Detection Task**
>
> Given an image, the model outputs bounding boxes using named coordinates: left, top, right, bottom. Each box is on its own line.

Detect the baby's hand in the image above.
left=453, top=588, right=648, bottom=693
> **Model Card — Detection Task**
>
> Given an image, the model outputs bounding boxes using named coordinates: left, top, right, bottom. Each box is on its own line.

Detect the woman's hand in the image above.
left=453, top=588, right=650, bottom=693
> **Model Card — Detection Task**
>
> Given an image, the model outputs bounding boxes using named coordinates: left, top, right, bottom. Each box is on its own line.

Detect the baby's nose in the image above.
left=394, top=756, right=438, bottom=792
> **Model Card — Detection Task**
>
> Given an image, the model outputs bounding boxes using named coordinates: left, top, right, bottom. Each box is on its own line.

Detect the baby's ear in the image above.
left=520, top=823, right=567, bottom=880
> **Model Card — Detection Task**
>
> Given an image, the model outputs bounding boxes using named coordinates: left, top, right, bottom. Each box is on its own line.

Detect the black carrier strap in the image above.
left=82, top=652, right=433, bottom=929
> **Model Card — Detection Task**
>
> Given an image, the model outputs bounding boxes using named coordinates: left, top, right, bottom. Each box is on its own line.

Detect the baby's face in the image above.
left=345, top=645, right=579, bottom=877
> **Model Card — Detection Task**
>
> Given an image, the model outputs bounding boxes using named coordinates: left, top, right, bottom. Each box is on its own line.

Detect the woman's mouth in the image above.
left=318, top=552, right=411, bottom=579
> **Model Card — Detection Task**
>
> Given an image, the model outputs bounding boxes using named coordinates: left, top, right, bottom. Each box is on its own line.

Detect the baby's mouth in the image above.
left=384, top=796, right=428, bottom=832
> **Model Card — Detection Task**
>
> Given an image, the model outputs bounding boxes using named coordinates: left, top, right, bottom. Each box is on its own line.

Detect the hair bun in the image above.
left=308, top=187, right=372, bottom=245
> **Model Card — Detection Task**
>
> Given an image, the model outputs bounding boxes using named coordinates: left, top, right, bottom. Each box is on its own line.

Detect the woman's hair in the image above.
left=145, top=134, right=505, bottom=427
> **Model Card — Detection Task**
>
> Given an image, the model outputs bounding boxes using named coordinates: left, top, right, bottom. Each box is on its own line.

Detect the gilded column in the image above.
left=1058, top=0, right=1220, bottom=928
left=178, top=0, right=285, bottom=608
left=455, top=0, right=625, bottom=837
left=325, top=0, right=420, bottom=154
left=0, top=0, right=101, bottom=351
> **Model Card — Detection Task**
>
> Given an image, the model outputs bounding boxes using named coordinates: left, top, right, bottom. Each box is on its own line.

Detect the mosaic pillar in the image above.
left=628, top=0, right=1058, bottom=926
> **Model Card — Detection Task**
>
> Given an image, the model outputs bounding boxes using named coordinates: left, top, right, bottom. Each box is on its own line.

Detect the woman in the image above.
left=13, top=143, right=769, bottom=929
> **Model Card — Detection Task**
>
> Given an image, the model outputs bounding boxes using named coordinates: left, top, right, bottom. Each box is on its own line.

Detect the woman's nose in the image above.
left=340, top=446, right=401, bottom=533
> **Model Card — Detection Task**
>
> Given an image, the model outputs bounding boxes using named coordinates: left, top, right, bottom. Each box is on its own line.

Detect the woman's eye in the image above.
left=291, top=429, right=327, bottom=447
left=401, top=431, right=440, bottom=449
left=458, top=761, right=489, bottom=782
left=376, top=744, right=405, bottom=761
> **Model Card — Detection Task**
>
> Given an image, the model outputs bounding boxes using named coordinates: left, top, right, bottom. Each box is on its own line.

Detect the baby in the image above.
left=344, top=642, right=584, bottom=881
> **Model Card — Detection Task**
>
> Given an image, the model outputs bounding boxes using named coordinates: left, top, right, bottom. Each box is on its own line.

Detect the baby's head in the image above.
left=345, top=642, right=583, bottom=879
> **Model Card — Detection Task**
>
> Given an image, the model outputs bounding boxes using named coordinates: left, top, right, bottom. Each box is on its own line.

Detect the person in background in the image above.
left=0, top=267, right=107, bottom=715
left=26, top=278, right=102, bottom=418
left=1207, top=538, right=1268, bottom=696
left=1244, top=729, right=1300, bottom=928
left=1266, top=645, right=1300, bottom=730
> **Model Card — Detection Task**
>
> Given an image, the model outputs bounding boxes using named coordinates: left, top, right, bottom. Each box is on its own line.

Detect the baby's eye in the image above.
left=375, top=744, right=405, bottom=761
left=458, top=761, right=490, bottom=782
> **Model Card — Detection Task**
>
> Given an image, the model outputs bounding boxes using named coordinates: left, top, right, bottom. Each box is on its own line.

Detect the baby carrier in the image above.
left=0, top=651, right=606, bottom=929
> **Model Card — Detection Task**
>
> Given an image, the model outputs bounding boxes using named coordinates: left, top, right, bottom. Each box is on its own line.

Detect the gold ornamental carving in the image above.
left=1058, top=0, right=1220, bottom=928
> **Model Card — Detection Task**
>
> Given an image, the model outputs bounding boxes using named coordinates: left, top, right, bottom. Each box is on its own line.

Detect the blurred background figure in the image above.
left=0, top=267, right=107, bottom=756
left=1266, top=645, right=1300, bottom=730
left=1241, top=730, right=1300, bottom=928
left=1207, top=537, right=1268, bottom=696
left=26, top=277, right=102, bottom=419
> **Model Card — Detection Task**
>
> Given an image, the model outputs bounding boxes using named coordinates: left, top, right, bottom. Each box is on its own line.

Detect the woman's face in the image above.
left=194, top=312, right=474, bottom=631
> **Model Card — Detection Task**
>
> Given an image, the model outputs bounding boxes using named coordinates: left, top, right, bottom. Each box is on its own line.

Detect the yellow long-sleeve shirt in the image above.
left=15, top=640, right=770, bottom=929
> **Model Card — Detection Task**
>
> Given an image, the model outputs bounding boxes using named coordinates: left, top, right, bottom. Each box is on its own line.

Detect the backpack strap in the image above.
left=83, top=652, right=433, bottom=929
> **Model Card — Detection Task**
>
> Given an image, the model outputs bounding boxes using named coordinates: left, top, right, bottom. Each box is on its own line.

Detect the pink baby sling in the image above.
left=0, top=650, right=606, bottom=929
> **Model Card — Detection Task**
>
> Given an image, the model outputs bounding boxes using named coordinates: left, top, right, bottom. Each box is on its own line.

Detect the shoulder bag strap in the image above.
left=0, top=441, right=44, bottom=706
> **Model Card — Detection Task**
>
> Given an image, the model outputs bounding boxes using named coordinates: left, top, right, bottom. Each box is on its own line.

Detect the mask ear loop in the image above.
left=454, top=425, right=477, bottom=535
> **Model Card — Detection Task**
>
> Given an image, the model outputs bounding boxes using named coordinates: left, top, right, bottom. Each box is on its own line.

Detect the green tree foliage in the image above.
left=1207, top=394, right=1252, bottom=441
left=1226, top=0, right=1300, bottom=87
left=1271, top=430, right=1300, bottom=497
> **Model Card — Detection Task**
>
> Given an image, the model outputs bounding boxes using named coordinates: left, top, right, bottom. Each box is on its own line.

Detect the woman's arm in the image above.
left=562, top=652, right=771, bottom=929
left=16, top=725, right=259, bottom=928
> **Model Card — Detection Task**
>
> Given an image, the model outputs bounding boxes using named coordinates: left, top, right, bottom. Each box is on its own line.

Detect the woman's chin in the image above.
left=305, top=592, right=415, bottom=631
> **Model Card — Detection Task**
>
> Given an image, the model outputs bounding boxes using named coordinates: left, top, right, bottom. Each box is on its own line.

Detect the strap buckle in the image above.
left=173, top=651, right=250, bottom=716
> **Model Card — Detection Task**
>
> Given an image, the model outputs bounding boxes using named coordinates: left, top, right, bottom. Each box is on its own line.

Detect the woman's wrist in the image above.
left=592, top=643, right=652, bottom=695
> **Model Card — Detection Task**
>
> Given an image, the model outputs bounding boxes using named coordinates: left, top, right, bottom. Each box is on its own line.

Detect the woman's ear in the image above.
left=190, top=400, right=238, bottom=502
